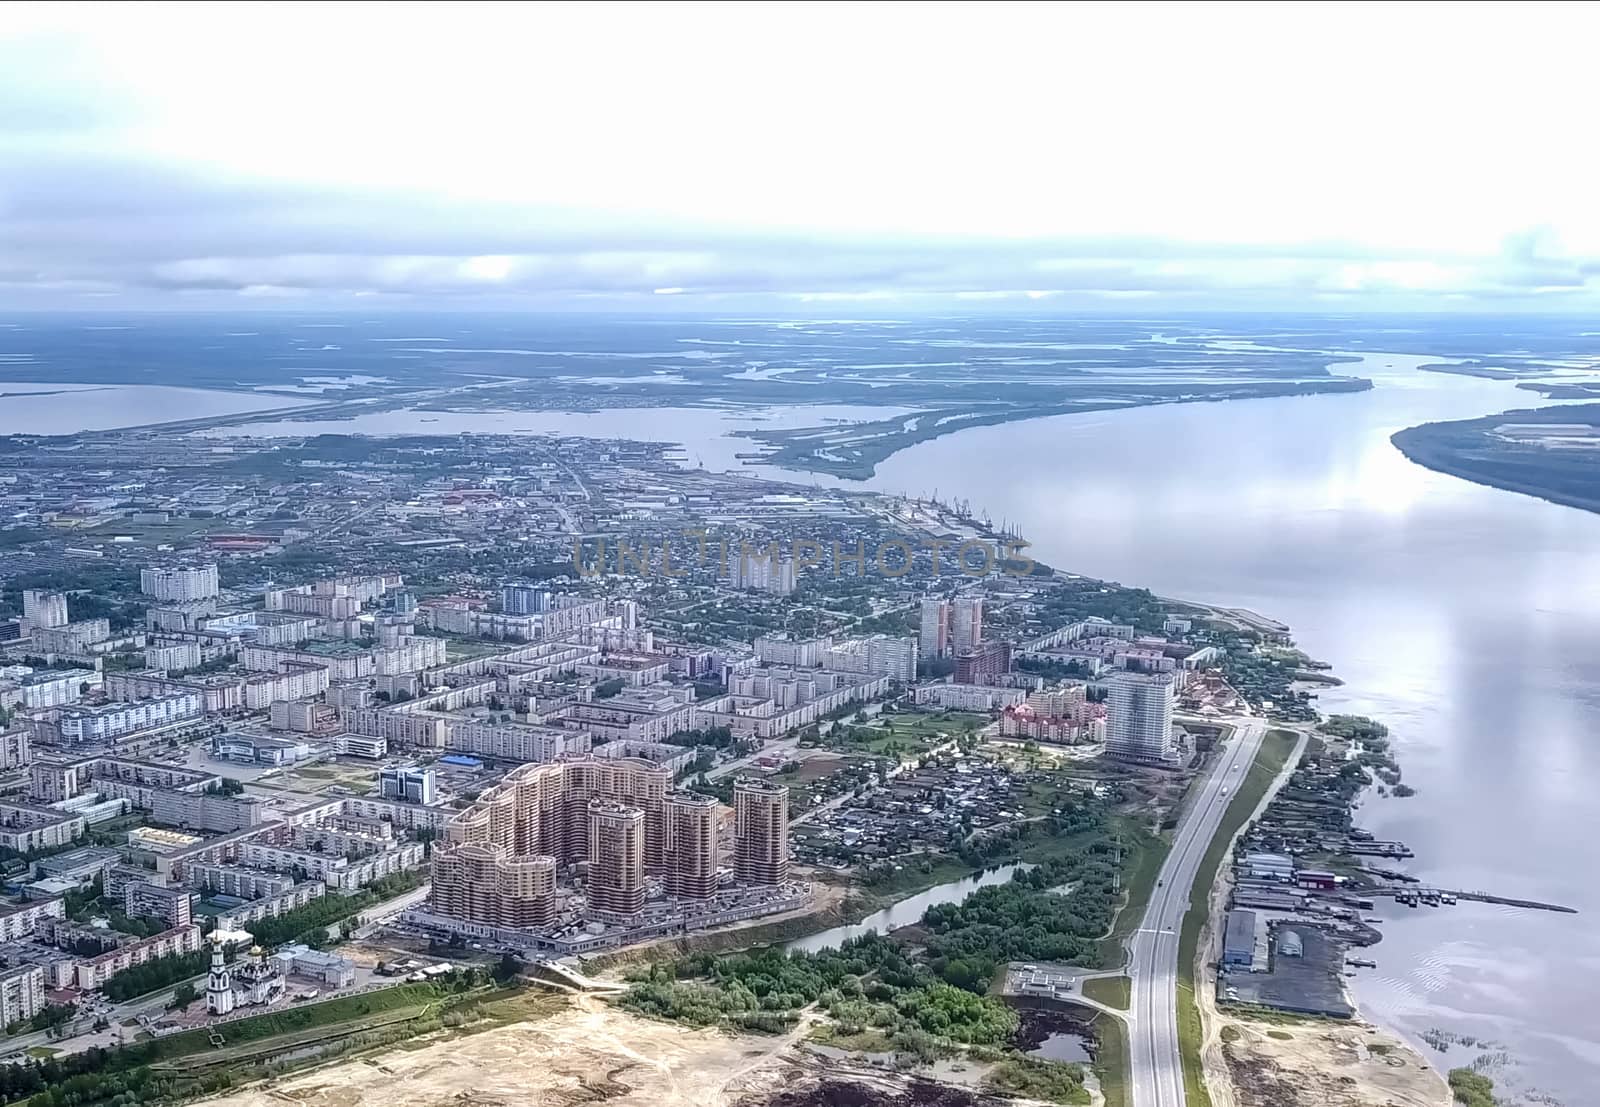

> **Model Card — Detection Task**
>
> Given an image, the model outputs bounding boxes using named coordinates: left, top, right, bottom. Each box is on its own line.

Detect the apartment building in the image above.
left=0, top=800, right=85, bottom=853
left=586, top=800, right=646, bottom=919
left=0, top=728, right=29, bottom=771
left=213, top=883, right=326, bottom=932
left=55, top=691, right=204, bottom=743
left=74, top=925, right=203, bottom=991
left=734, top=778, right=789, bottom=886
left=664, top=792, right=720, bottom=900
left=912, top=683, right=1026, bottom=711
left=1105, top=670, right=1177, bottom=763
left=822, top=634, right=918, bottom=683
left=33, top=618, right=112, bottom=655
left=430, top=844, right=557, bottom=929
left=123, top=881, right=194, bottom=929
left=140, top=564, right=219, bottom=602
left=186, top=862, right=298, bottom=900
left=144, top=641, right=202, bottom=671
left=954, top=640, right=1012, bottom=686
left=0, top=964, right=46, bottom=1028
left=0, top=896, right=66, bottom=942
left=21, top=590, right=69, bottom=631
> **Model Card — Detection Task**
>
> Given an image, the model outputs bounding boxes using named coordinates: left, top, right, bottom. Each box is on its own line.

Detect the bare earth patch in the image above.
left=1220, top=1021, right=1450, bottom=1107
left=191, top=997, right=801, bottom=1107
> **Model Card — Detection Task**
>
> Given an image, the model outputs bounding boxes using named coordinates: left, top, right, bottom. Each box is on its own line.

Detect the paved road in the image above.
left=1128, top=717, right=1268, bottom=1107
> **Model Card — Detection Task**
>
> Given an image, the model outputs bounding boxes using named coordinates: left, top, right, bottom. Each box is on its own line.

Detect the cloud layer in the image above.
left=4, top=3, right=1600, bottom=311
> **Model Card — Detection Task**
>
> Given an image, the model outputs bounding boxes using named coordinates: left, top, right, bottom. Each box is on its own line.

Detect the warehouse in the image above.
left=1223, top=908, right=1257, bottom=967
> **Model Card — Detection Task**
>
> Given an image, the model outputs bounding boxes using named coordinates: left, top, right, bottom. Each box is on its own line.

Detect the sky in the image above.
left=3, top=1, right=1599, bottom=312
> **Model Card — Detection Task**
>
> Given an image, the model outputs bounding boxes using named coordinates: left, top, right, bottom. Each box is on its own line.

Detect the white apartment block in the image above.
left=239, top=840, right=423, bottom=894
left=754, top=634, right=829, bottom=668
left=0, top=964, right=47, bottom=1028
left=0, top=728, right=28, bottom=771
left=56, top=691, right=204, bottom=743
left=0, top=896, right=66, bottom=942
left=74, top=925, right=203, bottom=991
left=1105, top=670, right=1177, bottom=763
left=141, top=565, right=219, bottom=602
left=566, top=696, right=697, bottom=744
left=444, top=721, right=590, bottom=763
left=243, top=663, right=330, bottom=710
left=950, top=597, right=984, bottom=655
left=144, top=641, right=202, bottom=672
left=339, top=794, right=455, bottom=832
left=920, top=597, right=949, bottom=659
left=5, top=669, right=100, bottom=710
left=822, top=635, right=918, bottom=683
left=0, top=800, right=86, bottom=853
left=241, top=638, right=444, bottom=681
left=186, top=862, right=299, bottom=899
left=214, top=882, right=326, bottom=931
left=21, top=590, right=69, bottom=631
left=33, top=618, right=112, bottom=654
left=912, top=683, right=1026, bottom=711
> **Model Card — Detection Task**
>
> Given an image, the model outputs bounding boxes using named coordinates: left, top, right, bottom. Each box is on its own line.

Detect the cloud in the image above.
left=3, top=8, right=1599, bottom=313
left=3, top=151, right=1596, bottom=310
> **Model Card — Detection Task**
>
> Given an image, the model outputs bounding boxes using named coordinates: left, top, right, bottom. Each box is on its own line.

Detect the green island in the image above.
left=1392, top=402, right=1600, bottom=514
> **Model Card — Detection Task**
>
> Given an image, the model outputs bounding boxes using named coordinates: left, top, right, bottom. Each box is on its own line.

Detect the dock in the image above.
left=1370, top=886, right=1577, bottom=914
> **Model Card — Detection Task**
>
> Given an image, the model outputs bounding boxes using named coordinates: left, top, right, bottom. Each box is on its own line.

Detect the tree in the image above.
left=169, top=981, right=198, bottom=1011
left=494, top=951, right=522, bottom=982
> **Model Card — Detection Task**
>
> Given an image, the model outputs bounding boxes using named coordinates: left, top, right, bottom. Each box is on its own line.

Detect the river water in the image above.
left=856, top=352, right=1600, bottom=1105
left=786, top=864, right=1032, bottom=954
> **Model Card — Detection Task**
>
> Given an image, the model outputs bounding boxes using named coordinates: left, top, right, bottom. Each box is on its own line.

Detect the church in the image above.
left=206, top=937, right=284, bottom=1016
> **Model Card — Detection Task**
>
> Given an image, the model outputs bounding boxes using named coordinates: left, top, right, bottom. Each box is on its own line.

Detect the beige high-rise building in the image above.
left=587, top=801, right=645, bottom=918
left=561, top=757, right=669, bottom=870
left=734, top=778, right=789, bottom=886
left=439, top=759, right=730, bottom=928
left=444, top=757, right=669, bottom=868
left=665, top=792, right=720, bottom=899
left=430, top=842, right=557, bottom=929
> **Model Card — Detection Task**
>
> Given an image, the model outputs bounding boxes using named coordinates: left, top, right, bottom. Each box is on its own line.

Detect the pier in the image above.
left=1369, top=887, right=1577, bottom=914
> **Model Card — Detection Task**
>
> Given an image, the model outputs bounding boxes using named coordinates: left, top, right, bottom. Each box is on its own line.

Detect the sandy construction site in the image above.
left=1216, top=1020, right=1450, bottom=1107
left=194, top=996, right=817, bottom=1107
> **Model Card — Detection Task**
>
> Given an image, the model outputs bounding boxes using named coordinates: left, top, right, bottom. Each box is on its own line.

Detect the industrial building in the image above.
left=1223, top=908, right=1257, bottom=966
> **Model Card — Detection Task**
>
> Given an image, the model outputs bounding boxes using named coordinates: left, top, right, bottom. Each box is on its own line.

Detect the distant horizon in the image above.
left=5, top=4, right=1600, bottom=313
left=4, top=305, right=1600, bottom=319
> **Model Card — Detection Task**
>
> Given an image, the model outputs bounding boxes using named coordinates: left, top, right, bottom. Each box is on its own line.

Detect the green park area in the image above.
left=0, top=970, right=548, bottom=1107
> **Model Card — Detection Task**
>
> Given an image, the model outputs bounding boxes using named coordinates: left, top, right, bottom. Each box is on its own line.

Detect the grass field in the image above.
left=1096, top=817, right=1169, bottom=967
left=1091, top=1008, right=1130, bottom=1107
left=833, top=710, right=988, bottom=756
left=256, top=762, right=377, bottom=794
left=1082, top=975, right=1130, bottom=1011
left=1175, top=729, right=1299, bottom=1107
left=148, top=983, right=459, bottom=1065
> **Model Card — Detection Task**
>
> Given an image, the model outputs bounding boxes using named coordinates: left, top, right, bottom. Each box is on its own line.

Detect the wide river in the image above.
left=858, top=352, right=1600, bottom=1105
